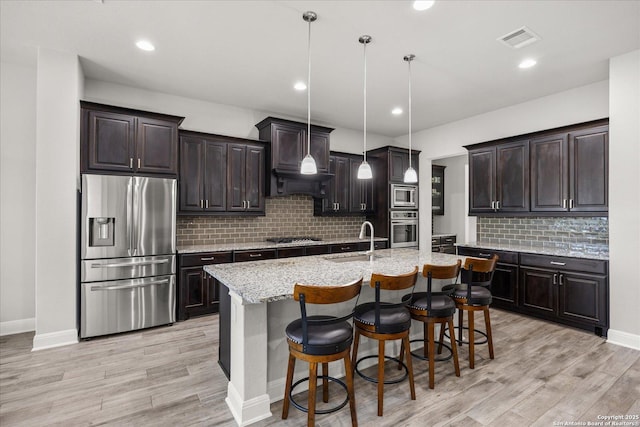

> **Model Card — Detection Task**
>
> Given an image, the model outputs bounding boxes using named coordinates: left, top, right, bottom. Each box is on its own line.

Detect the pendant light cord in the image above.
left=363, top=39, right=367, bottom=162
left=408, top=57, right=412, bottom=169
left=307, top=17, right=312, bottom=156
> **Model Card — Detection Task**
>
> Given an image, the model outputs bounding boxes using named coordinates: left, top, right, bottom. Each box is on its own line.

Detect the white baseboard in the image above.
left=607, top=329, right=640, bottom=351
left=0, top=317, right=35, bottom=336
left=32, top=328, right=78, bottom=351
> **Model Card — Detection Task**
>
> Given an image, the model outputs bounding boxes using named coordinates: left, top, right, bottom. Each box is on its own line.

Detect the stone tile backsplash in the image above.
left=177, top=195, right=365, bottom=246
left=476, top=216, right=609, bottom=250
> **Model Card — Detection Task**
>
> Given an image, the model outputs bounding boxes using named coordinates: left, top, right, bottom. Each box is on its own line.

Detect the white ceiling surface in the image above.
left=1, top=1, right=639, bottom=137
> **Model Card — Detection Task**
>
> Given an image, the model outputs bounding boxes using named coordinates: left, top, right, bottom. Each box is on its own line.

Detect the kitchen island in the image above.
left=204, top=248, right=465, bottom=426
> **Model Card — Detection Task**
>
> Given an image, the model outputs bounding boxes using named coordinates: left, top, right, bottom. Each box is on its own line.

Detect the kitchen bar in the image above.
left=204, top=247, right=465, bottom=426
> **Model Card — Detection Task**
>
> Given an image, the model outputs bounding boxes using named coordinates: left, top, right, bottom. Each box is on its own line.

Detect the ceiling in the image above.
left=1, top=0, right=639, bottom=137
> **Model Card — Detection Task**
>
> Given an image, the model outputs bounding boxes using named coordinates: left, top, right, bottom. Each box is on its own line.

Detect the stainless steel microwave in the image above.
left=391, top=184, right=418, bottom=209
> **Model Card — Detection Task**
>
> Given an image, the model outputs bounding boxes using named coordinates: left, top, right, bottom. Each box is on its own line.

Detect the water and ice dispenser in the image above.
left=89, top=217, right=114, bottom=246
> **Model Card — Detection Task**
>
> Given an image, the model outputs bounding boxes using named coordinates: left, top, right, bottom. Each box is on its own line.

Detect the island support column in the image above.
left=225, top=291, right=272, bottom=426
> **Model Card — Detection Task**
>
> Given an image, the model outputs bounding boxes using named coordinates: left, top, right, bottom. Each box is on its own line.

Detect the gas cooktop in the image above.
left=265, top=237, right=322, bottom=244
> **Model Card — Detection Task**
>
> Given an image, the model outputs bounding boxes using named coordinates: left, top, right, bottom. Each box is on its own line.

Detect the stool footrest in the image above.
left=289, top=375, right=349, bottom=415
left=445, top=326, right=488, bottom=345
left=355, top=355, right=408, bottom=384
left=408, top=338, right=454, bottom=362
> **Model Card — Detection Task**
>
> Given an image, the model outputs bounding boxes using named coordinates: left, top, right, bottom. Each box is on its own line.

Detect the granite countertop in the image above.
left=204, top=248, right=464, bottom=304
left=457, top=241, right=609, bottom=261
left=178, top=237, right=388, bottom=254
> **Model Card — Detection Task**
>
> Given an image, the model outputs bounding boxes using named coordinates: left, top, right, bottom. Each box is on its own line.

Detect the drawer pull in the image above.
left=479, top=253, right=492, bottom=258
left=550, top=261, right=566, bottom=266
left=341, top=247, right=351, bottom=251
left=249, top=253, right=262, bottom=258
left=200, top=257, right=215, bottom=261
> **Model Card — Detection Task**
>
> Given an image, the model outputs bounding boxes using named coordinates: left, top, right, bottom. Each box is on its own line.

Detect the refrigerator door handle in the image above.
left=126, top=178, right=134, bottom=256
left=132, top=178, right=141, bottom=256
left=91, top=259, right=170, bottom=268
left=90, top=278, right=169, bottom=292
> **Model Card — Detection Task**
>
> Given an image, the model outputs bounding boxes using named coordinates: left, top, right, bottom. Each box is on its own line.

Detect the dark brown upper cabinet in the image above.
left=468, top=139, right=530, bottom=214
left=389, top=149, right=420, bottom=183
left=255, top=117, right=333, bottom=198
left=467, top=119, right=608, bottom=216
left=530, top=123, right=608, bottom=213
left=179, top=132, right=227, bottom=213
left=432, top=165, right=445, bottom=215
left=227, top=142, right=266, bottom=214
left=81, top=101, right=184, bottom=176
left=314, top=152, right=374, bottom=216
left=178, top=130, right=265, bottom=216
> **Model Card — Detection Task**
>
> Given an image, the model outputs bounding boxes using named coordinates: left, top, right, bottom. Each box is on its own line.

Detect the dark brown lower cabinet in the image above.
left=456, top=247, right=518, bottom=310
left=177, top=251, right=233, bottom=320
left=519, top=254, right=608, bottom=336
left=457, top=246, right=608, bottom=336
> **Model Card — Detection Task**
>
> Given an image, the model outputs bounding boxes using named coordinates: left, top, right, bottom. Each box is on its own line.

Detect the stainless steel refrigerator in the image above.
left=79, top=174, right=176, bottom=338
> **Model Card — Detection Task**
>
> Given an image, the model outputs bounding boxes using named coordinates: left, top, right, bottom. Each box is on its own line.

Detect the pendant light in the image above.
left=403, top=54, right=418, bottom=183
left=300, top=11, right=318, bottom=175
left=357, top=35, right=373, bottom=180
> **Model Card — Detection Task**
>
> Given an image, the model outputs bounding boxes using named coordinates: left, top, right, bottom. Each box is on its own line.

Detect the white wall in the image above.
left=83, top=79, right=393, bottom=155
left=0, top=61, right=37, bottom=335
left=608, top=49, right=640, bottom=349
left=432, top=155, right=468, bottom=240
left=32, top=48, right=83, bottom=350
left=408, top=80, right=609, bottom=250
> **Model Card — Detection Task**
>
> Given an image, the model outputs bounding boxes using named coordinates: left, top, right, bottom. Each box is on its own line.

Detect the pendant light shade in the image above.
left=357, top=35, right=373, bottom=180
left=403, top=54, right=418, bottom=184
left=300, top=11, right=318, bottom=175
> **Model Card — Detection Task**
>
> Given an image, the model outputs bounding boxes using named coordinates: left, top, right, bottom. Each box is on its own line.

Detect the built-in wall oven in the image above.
left=390, top=210, right=419, bottom=248
left=391, top=184, right=418, bottom=209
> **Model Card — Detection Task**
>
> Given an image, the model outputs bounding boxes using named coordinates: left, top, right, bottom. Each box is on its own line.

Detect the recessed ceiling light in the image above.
left=136, top=40, right=155, bottom=52
left=519, top=58, right=537, bottom=69
left=391, top=107, right=403, bottom=115
left=294, top=81, right=307, bottom=91
left=413, top=1, right=435, bottom=11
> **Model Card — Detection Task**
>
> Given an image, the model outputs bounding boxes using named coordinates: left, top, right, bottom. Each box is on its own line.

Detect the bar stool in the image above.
left=402, top=261, right=461, bottom=389
left=282, top=277, right=363, bottom=427
left=351, top=267, right=418, bottom=417
left=448, top=256, right=498, bottom=369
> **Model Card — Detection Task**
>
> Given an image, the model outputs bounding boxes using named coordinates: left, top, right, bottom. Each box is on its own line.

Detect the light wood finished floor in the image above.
left=1, top=310, right=638, bottom=426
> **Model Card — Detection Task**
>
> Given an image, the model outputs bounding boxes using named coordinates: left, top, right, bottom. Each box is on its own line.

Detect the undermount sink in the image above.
left=325, top=253, right=382, bottom=263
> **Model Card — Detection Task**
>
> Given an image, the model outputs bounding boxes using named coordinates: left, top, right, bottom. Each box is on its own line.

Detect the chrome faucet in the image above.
left=359, top=221, right=375, bottom=256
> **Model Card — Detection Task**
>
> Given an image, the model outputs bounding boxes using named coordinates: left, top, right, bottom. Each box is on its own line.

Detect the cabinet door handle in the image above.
left=129, top=158, right=134, bottom=169
left=246, top=200, right=250, bottom=209
left=496, top=200, right=500, bottom=210
left=242, top=200, right=246, bottom=209
left=249, top=253, right=262, bottom=258
left=550, top=261, right=566, bottom=266
left=562, top=199, right=567, bottom=209
left=553, top=273, right=558, bottom=285
left=559, top=274, right=564, bottom=286
left=200, top=257, right=215, bottom=261
left=200, top=200, right=204, bottom=209
left=205, top=200, right=209, bottom=209
left=137, top=158, right=141, bottom=169
left=569, top=199, right=574, bottom=209
left=491, top=201, right=495, bottom=210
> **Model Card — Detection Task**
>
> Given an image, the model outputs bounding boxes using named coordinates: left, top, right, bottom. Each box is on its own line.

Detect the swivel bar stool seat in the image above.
left=282, top=277, right=363, bottom=427
left=351, top=267, right=418, bottom=417
left=402, top=260, right=462, bottom=389
left=448, top=255, right=498, bottom=369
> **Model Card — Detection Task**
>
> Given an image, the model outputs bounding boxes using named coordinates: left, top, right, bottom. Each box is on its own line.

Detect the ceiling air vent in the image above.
left=497, top=26, right=541, bottom=49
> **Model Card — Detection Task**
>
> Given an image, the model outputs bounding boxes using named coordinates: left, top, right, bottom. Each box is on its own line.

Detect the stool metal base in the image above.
left=355, top=355, right=408, bottom=384
left=289, top=375, right=349, bottom=415
left=408, top=338, right=454, bottom=362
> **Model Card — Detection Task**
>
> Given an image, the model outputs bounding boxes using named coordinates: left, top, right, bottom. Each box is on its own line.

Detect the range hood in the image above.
left=256, top=117, right=334, bottom=198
